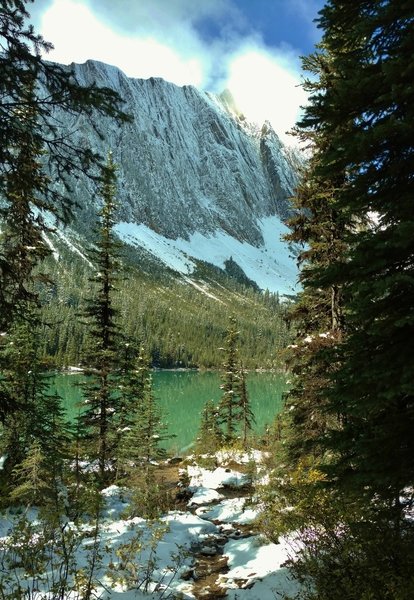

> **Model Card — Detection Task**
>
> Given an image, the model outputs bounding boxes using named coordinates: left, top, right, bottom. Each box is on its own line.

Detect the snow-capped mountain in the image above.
left=51, top=60, right=300, bottom=295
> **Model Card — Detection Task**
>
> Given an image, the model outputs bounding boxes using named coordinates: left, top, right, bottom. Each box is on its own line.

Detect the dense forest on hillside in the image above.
left=37, top=241, right=292, bottom=369
left=0, top=0, right=413, bottom=598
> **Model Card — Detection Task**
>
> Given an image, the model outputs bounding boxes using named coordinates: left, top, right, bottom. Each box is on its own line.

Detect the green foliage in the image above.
left=224, top=256, right=259, bottom=291
left=0, top=82, right=51, bottom=329
left=195, top=399, right=223, bottom=454
left=118, top=349, right=172, bottom=469
left=0, top=0, right=130, bottom=334
left=78, top=155, right=124, bottom=487
left=265, top=2, right=414, bottom=599
left=37, top=243, right=292, bottom=370
left=238, top=366, right=255, bottom=448
left=194, top=318, right=257, bottom=452
left=116, top=348, right=174, bottom=518
left=0, top=314, right=70, bottom=497
left=128, top=467, right=174, bottom=520
left=218, top=316, right=241, bottom=442
left=313, top=0, right=414, bottom=511
left=9, top=440, right=54, bottom=506
left=282, top=509, right=414, bottom=600
left=217, top=318, right=256, bottom=446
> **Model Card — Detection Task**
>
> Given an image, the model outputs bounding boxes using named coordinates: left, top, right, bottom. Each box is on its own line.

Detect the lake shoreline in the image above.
left=52, top=370, right=287, bottom=451
left=62, top=365, right=285, bottom=374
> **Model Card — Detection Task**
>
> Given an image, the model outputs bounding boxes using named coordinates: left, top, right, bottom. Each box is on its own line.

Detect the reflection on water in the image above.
left=51, top=370, right=286, bottom=452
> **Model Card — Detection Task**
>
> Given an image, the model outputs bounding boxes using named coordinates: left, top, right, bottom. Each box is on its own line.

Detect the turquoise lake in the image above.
left=51, top=370, right=287, bottom=452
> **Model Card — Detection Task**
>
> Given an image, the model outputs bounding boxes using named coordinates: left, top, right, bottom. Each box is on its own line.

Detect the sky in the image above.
left=29, top=0, right=325, bottom=143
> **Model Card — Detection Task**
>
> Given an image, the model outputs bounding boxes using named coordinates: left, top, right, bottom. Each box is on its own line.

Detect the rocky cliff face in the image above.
left=47, top=60, right=300, bottom=294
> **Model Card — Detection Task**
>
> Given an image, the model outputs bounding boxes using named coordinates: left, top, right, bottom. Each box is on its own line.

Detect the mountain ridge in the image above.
left=46, top=59, right=300, bottom=294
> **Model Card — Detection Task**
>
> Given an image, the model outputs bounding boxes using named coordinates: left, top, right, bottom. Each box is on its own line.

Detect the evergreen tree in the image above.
left=0, top=312, right=70, bottom=491
left=118, top=359, right=170, bottom=470
left=9, top=440, right=53, bottom=506
left=0, top=0, right=130, bottom=331
left=218, top=316, right=241, bottom=443
left=0, top=79, right=53, bottom=423
left=79, top=154, right=123, bottom=487
left=0, top=81, right=51, bottom=328
left=117, top=350, right=173, bottom=518
left=282, top=137, right=347, bottom=463
left=195, top=399, right=223, bottom=454
left=117, top=344, right=147, bottom=438
left=260, top=45, right=349, bottom=543
left=315, top=0, right=414, bottom=515
left=268, top=2, right=414, bottom=598
left=237, top=366, right=255, bottom=448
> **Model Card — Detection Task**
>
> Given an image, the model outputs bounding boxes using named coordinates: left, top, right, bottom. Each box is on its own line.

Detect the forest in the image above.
left=37, top=243, right=291, bottom=370
left=0, top=0, right=413, bottom=599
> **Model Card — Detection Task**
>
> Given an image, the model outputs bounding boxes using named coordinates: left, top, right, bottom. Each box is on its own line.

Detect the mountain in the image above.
left=46, top=59, right=300, bottom=295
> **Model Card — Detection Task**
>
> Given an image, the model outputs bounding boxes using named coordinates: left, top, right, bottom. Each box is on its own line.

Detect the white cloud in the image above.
left=84, top=0, right=238, bottom=34
left=40, top=0, right=206, bottom=86
left=39, top=0, right=307, bottom=143
left=225, top=45, right=307, bottom=143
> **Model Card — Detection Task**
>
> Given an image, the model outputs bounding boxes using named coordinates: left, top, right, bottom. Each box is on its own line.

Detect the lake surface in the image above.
left=51, top=371, right=286, bottom=452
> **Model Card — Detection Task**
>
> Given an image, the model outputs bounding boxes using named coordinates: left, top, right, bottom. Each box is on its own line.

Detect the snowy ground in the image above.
left=0, top=452, right=299, bottom=599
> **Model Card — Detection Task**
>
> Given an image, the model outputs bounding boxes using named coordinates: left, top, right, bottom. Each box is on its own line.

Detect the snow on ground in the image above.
left=56, top=229, right=94, bottom=267
left=188, top=487, right=224, bottom=506
left=196, top=497, right=257, bottom=525
left=215, top=448, right=268, bottom=465
left=115, top=216, right=299, bottom=295
left=42, top=232, right=60, bottom=260
left=221, top=535, right=295, bottom=591
left=182, top=276, right=224, bottom=303
left=187, top=465, right=250, bottom=491
left=0, top=455, right=299, bottom=599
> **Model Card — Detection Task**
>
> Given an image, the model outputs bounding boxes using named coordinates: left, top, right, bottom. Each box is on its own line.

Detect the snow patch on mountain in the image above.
left=115, top=215, right=298, bottom=295
left=39, top=60, right=302, bottom=295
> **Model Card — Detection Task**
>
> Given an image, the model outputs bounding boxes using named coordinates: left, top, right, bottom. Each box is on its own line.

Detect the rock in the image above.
left=200, top=545, right=219, bottom=556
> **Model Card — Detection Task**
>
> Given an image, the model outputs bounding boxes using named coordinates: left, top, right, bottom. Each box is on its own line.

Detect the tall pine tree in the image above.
left=270, top=2, right=414, bottom=598
left=237, top=366, right=255, bottom=448
left=218, top=316, right=241, bottom=443
left=315, top=0, right=414, bottom=516
left=79, top=154, right=123, bottom=487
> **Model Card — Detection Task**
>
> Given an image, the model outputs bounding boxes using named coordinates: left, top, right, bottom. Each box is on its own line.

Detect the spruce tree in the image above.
left=79, top=154, right=123, bottom=487
left=0, top=79, right=53, bottom=422
left=9, top=440, right=53, bottom=506
left=282, top=132, right=347, bottom=463
left=270, top=2, right=414, bottom=597
left=117, top=350, right=172, bottom=518
left=315, top=0, right=414, bottom=515
left=218, top=316, right=241, bottom=443
left=118, top=353, right=170, bottom=470
left=237, top=366, right=255, bottom=448
left=0, top=312, right=70, bottom=492
left=0, top=80, right=51, bottom=328
left=196, top=399, right=223, bottom=454
left=117, top=344, right=147, bottom=438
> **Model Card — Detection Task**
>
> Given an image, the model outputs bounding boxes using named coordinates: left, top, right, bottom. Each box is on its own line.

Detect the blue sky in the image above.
left=195, top=0, right=323, bottom=55
left=31, top=0, right=325, bottom=141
